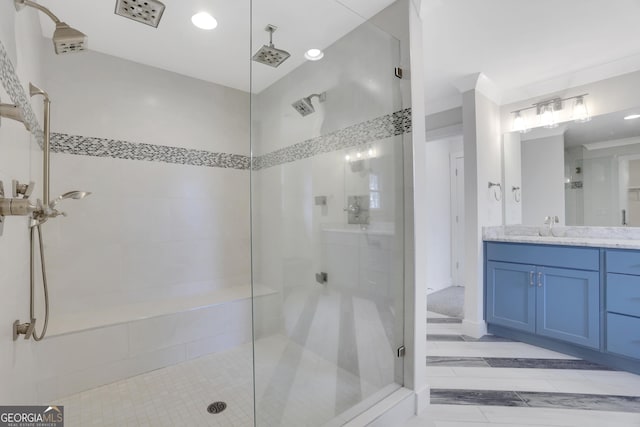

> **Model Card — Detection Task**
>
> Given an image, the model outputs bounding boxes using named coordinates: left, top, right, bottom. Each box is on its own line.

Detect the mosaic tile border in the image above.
left=51, top=133, right=251, bottom=170
left=2, top=38, right=412, bottom=170
left=0, top=40, right=42, bottom=144
left=253, top=108, right=412, bottom=170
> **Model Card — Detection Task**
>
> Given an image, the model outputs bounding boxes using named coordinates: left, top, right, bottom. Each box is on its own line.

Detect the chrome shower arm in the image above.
left=15, top=0, right=61, bottom=24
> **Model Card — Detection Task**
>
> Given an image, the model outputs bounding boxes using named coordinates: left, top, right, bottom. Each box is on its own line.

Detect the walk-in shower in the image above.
left=0, top=0, right=413, bottom=424
left=14, top=0, right=87, bottom=54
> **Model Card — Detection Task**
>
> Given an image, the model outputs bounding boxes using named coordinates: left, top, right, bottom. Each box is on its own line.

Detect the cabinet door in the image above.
left=486, top=261, right=536, bottom=333
left=536, top=267, right=600, bottom=349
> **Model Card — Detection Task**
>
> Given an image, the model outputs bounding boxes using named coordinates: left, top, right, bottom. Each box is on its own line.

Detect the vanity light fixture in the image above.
left=512, top=110, right=530, bottom=133
left=191, top=12, right=217, bottom=30
left=510, top=94, right=590, bottom=132
left=304, top=48, right=324, bottom=61
left=624, top=114, right=640, bottom=120
left=572, top=95, right=590, bottom=123
left=539, top=102, right=558, bottom=128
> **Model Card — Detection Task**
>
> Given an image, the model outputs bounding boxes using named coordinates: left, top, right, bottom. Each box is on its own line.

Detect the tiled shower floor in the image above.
left=56, top=335, right=383, bottom=427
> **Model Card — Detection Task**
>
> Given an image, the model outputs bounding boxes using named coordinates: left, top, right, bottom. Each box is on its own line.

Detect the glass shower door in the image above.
left=250, top=1, right=405, bottom=425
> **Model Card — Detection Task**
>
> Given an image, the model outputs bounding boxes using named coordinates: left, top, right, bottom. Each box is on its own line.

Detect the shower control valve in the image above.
left=12, top=179, right=35, bottom=198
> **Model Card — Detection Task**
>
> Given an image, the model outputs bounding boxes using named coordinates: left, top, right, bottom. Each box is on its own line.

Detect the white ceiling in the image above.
left=36, top=0, right=395, bottom=93
left=423, top=0, right=640, bottom=113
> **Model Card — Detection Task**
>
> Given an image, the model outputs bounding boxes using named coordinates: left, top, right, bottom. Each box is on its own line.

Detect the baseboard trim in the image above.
left=461, top=319, right=487, bottom=339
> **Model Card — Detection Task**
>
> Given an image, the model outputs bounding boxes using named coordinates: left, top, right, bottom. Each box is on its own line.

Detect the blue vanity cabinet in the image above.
left=485, top=242, right=600, bottom=350
left=536, top=266, right=600, bottom=349
left=486, top=261, right=536, bottom=333
left=606, top=250, right=640, bottom=360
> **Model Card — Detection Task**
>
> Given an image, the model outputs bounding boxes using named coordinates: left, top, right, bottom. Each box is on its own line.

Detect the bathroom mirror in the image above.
left=504, top=106, right=640, bottom=227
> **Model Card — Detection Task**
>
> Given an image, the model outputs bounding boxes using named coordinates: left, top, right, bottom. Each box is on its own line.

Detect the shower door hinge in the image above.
left=394, top=67, right=410, bottom=80
left=397, top=345, right=406, bottom=358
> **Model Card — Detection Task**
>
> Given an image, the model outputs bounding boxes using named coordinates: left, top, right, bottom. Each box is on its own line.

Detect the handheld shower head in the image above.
left=291, top=92, right=327, bottom=117
left=49, top=191, right=91, bottom=209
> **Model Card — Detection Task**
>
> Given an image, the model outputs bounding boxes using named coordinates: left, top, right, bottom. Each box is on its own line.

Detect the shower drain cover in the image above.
left=207, top=402, right=227, bottom=414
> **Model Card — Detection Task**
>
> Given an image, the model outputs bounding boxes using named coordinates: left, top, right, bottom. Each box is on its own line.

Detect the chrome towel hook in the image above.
left=512, top=186, right=521, bottom=203
left=488, top=182, right=502, bottom=201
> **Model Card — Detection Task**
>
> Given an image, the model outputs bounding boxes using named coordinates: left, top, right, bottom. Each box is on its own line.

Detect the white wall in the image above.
left=521, top=135, right=566, bottom=225
left=0, top=5, right=48, bottom=405
left=462, top=87, right=503, bottom=338
left=40, top=49, right=250, bottom=314
left=424, top=135, right=462, bottom=293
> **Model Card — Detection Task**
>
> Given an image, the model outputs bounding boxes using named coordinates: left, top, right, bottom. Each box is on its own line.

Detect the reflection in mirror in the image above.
left=504, top=106, right=640, bottom=227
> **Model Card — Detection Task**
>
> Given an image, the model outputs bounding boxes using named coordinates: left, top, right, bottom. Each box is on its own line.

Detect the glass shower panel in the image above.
left=250, top=1, right=405, bottom=425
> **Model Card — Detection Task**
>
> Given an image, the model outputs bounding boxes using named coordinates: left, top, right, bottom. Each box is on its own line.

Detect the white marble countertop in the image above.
left=483, top=225, right=640, bottom=250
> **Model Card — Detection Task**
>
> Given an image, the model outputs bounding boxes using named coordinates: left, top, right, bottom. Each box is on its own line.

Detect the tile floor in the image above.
left=403, top=311, right=640, bottom=427
left=55, top=335, right=392, bottom=427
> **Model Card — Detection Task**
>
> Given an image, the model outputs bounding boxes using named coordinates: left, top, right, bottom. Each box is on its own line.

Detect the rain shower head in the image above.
left=53, top=22, right=87, bottom=54
left=253, top=25, right=290, bottom=68
left=15, top=0, right=88, bottom=55
left=292, top=92, right=326, bottom=117
left=115, top=0, right=166, bottom=28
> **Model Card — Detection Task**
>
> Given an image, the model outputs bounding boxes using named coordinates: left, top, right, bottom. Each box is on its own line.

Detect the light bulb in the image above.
left=304, top=49, right=324, bottom=61
left=539, top=103, right=558, bottom=129
left=345, top=154, right=351, bottom=161
left=191, top=12, right=218, bottom=30
left=572, top=96, right=590, bottom=123
left=356, top=152, right=362, bottom=158
left=512, top=111, right=529, bottom=134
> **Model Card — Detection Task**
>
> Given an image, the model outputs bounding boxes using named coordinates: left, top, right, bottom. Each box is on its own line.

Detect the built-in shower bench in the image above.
left=32, top=284, right=278, bottom=402
left=47, top=284, right=276, bottom=337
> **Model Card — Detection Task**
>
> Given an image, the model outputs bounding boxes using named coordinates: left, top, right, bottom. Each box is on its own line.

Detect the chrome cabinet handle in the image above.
left=538, top=271, right=543, bottom=287
left=529, top=271, right=534, bottom=287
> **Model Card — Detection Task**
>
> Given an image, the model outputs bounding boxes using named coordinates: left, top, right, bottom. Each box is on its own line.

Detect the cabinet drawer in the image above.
left=607, top=313, right=640, bottom=360
left=607, top=274, right=640, bottom=317
left=607, top=250, right=640, bottom=275
left=486, top=242, right=599, bottom=271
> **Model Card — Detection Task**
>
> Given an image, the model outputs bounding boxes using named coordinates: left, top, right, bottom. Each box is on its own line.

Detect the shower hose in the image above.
left=29, top=223, right=49, bottom=341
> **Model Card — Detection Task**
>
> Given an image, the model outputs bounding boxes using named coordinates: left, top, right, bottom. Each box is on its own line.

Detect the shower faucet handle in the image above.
left=12, top=180, right=35, bottom=198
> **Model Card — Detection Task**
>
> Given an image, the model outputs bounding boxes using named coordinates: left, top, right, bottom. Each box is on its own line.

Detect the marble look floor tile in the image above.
left=427, top=323, right=463, bottom=335
left=427, top=318, right=463, bottom=324
left=433, top=389, right=640, bottom=413
left=426, top=311, right=451, bottom=319
left=426, top=357, right=490, bottom=368
left=479, top=406, right=640, bottom=427
left=484, top=358, right=611, bottom=370
left=423, top=404, right=488, bottom=422
left=430, top=389, right=528, bottom=407
left=427, top=342, right=577, bottom=359
left=447, top=367, right=590, bottom=381
left=517, top=391, right=640, bottom=413
left=463, top=335, right=514, bottom=343
left=428, top=335, right=466, bottom=342
left=429, top=377, right=557, bottom=393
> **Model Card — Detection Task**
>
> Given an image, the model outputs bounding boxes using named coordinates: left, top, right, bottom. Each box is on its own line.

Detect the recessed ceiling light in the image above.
left=304, top=48, right=324, bottom=61
left=191, top=12, right=217, bottom=30
left=624, top=114, right=640, bottom=120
